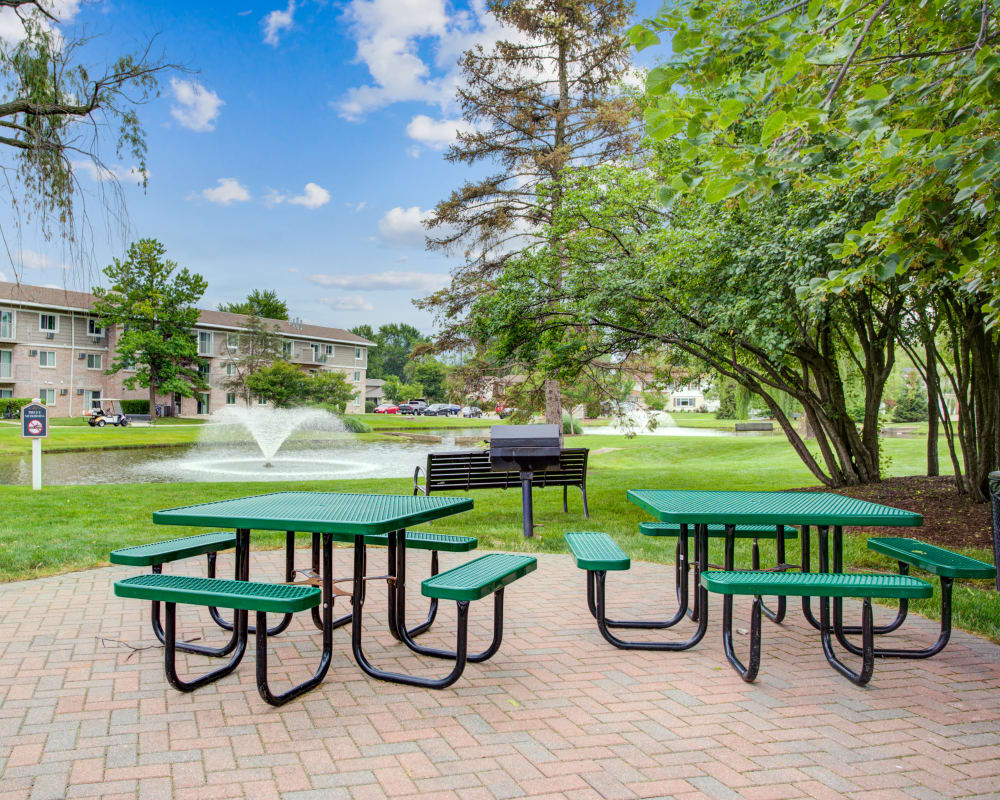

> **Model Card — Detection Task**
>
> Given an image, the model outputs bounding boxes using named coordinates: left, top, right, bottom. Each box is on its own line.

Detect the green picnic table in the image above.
left=625, top=489, right=923, bottom=645
left=153, top=491, right=483, bottom=689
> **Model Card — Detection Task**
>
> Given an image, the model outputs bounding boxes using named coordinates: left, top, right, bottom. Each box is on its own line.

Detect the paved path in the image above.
left=1, top=549, right=998, bottom=800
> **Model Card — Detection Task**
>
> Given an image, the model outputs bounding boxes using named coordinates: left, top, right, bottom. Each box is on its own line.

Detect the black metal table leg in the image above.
left=351, top=533, right=470, bottom=688
left=722, top=594, right=761, bottom=681
left=151, top=562, right=241, bottom=657
left=592, top=526, right=709, bottom=651
left=820, top=594, right=874, bottom=685
left=759, top=525, right=787, bottom=624
left=587, top=525, right=690, bottom=629
left=210, top=530, right=292, bottom=637
left=308, top=531, right=352, bottom=633
left=801, top=525, right=822, bottom=631
left=386, top=531, right=440, bottom=639
left=256, top=532, right=334, bottom=705
left=164, top=603, right=247, bottom=692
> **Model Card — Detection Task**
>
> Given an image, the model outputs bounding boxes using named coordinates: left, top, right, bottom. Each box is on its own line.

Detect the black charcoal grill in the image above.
left=490, top=424, right=562, bottom=537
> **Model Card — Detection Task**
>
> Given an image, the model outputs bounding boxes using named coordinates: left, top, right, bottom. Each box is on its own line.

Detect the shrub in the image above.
left=0, top=398, right=31, bottom=417
left=891, top=379, right=928, bottom=423
left=120, top=399, right=150, bottom=415
left=715, top=383, right=737, bottom=419
left=365, top=400, right=375, bottom=413
left=562, top=411, right=583, bottom=435
left=642, top=391, right=666, bottom=411
left=584, top=399, right=602, bottom=419
left=342, top=415, right=373, bottom=434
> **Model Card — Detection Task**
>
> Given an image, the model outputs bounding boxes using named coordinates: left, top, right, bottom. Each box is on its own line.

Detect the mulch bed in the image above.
left=792, top=475, right=994, bottom=550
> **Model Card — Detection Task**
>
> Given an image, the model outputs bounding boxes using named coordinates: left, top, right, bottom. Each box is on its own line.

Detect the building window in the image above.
left=311, top=344, right=324, bottom=362
left=0, top=389, right=11, bottom=399
left=0, top=350, right=10, bottom=378
left=123, top=358, right=136, bottom=371
left=282, top=340, right=293, bottom=358
left=674, top=397, right=695, bottom=408
left=86, top=353, right=102, bottom=370
left=197, top=330, right=213, bottom=355
left=227, top=332, right=239, bottom=350
left=39, top=388, right=56, bottom=405
left=354, top=371, right=360, bottom=381
left=226, top=393, right=236, bottom=405
left=355, top=346, right=362, bottom=359
left=87, top=319, right=103, bottom=336
left=39, top=351, right=56, bottom=368
left=85, top=389, right=101, bottom=410
left=0, top=310, right=13, bottom=339
left=257, top=396, right=267, bottom=405
left=325, top=344, right=334, bottom=355
left=39, top=313, right=58, bottom=333
left=226, top=362, right=237, bottom=376
left=196, top=392, right=210, bottom=415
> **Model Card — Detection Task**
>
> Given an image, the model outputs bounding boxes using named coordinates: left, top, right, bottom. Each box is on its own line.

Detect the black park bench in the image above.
left=414, top=448, right=589, bottom=518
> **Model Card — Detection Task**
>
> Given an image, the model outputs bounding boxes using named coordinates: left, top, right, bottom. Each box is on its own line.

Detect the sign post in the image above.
left=21, top=400, right=48, bottom=490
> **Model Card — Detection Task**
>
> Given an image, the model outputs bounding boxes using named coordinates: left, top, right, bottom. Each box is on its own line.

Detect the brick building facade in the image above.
left=0, top=282, right=373, bottom=417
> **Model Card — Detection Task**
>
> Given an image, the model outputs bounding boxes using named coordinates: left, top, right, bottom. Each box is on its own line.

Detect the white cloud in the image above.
left=266, top=183, right=331, bottom=209
left=344, top=201, right=367, bottom=212
left=406, top=146, right=421, bottom=159
left=200, top=178, right=251, bottom=205
left=335, top=0, right=511, bottom=121
left=170, top=78, right=224, bottom=132
left=262, top=0, right=295, bottom=46
left=321, top=294, right=375, bottom=312
left=72, top=160, right=146, bottom=184
left=310, top=271, right=448, bottom=291
left=377, top=206, right=432, bottom=247
left=405, top=115, right=474, bottom=150
left=19, top=250, right=68, bottom=271
left=288, top=182, right=331, bottom=209
left=0, top=1, right=81, bottom=45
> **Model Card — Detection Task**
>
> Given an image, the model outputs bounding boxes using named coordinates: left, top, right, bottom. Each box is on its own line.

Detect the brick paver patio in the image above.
left=1, top=548, right=999, bottom=800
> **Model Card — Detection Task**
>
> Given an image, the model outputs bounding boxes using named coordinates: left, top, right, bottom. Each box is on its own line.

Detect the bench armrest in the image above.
left=413, top=464, right=427, bottom=496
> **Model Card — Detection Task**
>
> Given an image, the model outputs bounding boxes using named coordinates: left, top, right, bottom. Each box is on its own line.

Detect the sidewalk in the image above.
left=1, top=549, right=998, bottom=800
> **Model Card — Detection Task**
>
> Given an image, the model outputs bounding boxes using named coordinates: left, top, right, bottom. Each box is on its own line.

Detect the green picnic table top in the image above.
left=627, top=489, right=922, bottom=528
left=153, top=491, right=474, bottom=538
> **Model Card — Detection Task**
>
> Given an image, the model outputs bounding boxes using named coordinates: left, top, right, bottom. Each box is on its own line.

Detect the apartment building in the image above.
left=0, top=282, right=373, bottom=417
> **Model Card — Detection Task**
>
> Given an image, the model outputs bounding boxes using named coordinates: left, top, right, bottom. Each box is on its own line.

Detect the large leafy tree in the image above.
left=418, top=0, right=640, bottom=424
left=218, top=289, right=289, bottom=320
left=350, top=323, right=427, bottom=380
left=308, top=370, right=357, bottom=412
left=471, top=163, right=906, bottom=487
left=92, top=239, right=208, bottom=422
left=1, top=1, right=174, bottom=265
left=632, top=0, right=999, bottom=499
left=245, top=360, right=309, bottom=408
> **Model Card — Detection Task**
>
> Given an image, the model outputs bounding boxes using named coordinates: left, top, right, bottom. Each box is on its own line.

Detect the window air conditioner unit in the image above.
left=29, top=349, right=37, bottom=356
left=92, top=335, right=102, bottom=343
left=60, top=389, right=68, bottom=396
left=45, top=332, right=55, bottom=339
left=76, top=389, right=84, bottom=395
left=78, top=353, right=86, bottom=359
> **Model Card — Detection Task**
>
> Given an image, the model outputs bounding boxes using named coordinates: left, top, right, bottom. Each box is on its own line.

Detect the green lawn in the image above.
left=45, top=416, right=208, bottom=427
left=1, top=430, right=995, bottom=642
left=0, top=421, right=204, bottom=455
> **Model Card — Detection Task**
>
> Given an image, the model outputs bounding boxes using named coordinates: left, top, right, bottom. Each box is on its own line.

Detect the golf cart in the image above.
left=83, top=399, right=130, bottom=428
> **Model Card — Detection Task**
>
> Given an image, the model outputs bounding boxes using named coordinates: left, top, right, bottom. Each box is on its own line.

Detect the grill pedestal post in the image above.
left=520, top=470, right=535, bottom=538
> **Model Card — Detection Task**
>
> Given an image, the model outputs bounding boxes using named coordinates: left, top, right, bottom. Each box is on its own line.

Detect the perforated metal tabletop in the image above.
left=153, top=491, right=473, bottom=537
left=627, top=489, right=922, bottom=527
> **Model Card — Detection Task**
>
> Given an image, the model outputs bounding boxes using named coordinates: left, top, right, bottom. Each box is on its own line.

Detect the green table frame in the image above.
left=153, top=491, right=475, bottom=689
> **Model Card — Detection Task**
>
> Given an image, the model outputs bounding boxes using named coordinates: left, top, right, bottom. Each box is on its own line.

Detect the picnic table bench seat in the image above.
left=700, top=569, right=933, bottom=685
left=111, top=532, right=243, bottom=659
left=114, top=574, right=329, bottom=705
left=355, top=552, right=537, bottom=689
left=363, top=530, right=477, bottom=551
left=843, top=537, right=999, bottom=660
left=565, top=532, right=630, bottom=571
left=414, top=448, right=589, bottom=517
left=110, top=532, right=236, bottom=566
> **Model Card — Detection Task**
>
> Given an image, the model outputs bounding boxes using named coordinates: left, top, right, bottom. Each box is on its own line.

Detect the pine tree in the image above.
left=419, top=0, right=639, bottom=424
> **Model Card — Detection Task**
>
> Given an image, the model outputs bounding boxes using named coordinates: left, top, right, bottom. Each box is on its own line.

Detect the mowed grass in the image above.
left=1, top=431, right=996, bottom=641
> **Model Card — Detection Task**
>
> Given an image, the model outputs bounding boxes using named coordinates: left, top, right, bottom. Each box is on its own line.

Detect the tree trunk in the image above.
left=925, top=339, right=939, bottom=477
left=544, top=379, right=562, bottom=426
left=148, top=385, right=156, bottom=426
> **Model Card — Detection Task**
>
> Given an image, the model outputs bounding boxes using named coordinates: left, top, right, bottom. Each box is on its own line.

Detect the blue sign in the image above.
left=21, top=403, right=48, bottom=439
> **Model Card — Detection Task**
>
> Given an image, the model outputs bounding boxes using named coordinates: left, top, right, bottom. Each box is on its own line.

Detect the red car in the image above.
left=374, top=403, right=399, bottom=414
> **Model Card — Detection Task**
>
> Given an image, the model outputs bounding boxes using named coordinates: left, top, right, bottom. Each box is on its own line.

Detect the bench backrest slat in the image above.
left=425, top=448, right=588, bottom=493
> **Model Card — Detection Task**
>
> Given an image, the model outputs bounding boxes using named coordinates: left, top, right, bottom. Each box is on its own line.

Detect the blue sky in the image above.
left=1, top=0, right=660, bottom=334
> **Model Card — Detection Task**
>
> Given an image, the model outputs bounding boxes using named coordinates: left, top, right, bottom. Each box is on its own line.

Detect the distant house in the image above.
left=0, top=281, right=375, bottom=416
left=365, top=378, right=385, bottom=405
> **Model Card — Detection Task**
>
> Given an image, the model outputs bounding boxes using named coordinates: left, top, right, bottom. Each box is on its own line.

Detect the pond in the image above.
left=0, top=430, right=484, bottom=486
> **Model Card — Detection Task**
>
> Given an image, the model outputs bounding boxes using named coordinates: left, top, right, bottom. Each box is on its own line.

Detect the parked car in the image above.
left=446, top=404, right=462, bottom=416
left=423, top=403, right=452, bottom=416
left=374, top=403, right=399, bottom=414
left=461, top=406, right=483, bottom=418
left=498, top=406, right=517, bottom=419
left=399, top=399, right=428, bottom=415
